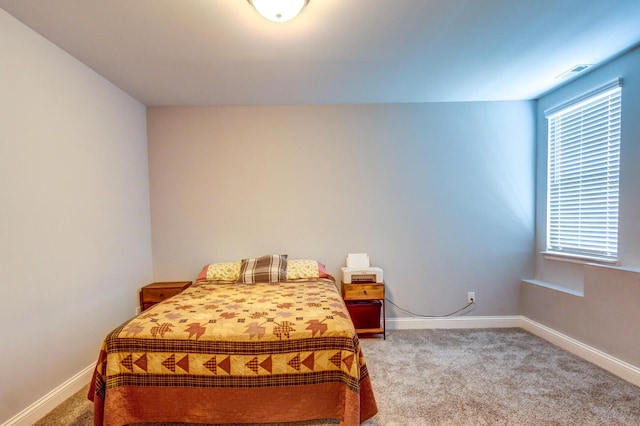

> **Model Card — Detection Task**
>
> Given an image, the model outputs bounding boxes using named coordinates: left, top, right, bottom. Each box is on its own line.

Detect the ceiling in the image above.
left=2, top=0, right=640, bottom=106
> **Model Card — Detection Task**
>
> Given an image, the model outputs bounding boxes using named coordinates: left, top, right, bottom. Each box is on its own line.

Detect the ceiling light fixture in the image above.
left=248, top=0, right=309, bottom=22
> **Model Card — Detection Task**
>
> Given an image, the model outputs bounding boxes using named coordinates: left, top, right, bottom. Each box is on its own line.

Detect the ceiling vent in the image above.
left=556, top=64, right=593, bottom=80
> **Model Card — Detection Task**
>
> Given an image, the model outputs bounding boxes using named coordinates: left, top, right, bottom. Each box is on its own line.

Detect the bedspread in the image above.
left=89, top=278, right=377, bottom=425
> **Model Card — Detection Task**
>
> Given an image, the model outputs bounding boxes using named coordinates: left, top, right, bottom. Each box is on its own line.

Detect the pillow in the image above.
left=286, top=259, right=330, bottom=280
left=196, top=261, right=241, bottom=283
left=237, top=254, right=288, bottom=284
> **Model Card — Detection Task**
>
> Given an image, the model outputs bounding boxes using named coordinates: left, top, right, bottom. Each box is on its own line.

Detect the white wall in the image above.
left=522, top=46, right=640, bottom=368
left=147, top=102, right=535, bottom=318
left=0, top=10, right=152, bottom=423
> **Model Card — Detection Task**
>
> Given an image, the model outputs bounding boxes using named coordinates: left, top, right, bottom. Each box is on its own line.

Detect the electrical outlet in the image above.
left=468, top=292, right=475, bottom=303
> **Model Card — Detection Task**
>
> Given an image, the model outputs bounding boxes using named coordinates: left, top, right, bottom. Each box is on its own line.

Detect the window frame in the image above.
left=543, top=79, right=622, bottom=263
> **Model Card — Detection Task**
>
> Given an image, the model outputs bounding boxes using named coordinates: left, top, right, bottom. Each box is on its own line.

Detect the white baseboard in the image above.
left=387, top=315, right=522, bottom=330
left=519, top=316, right=640, bottom=387
left=2, top=363, right=94, bottom=426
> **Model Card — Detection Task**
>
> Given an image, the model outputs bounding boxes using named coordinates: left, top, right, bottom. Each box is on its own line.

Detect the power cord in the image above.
left=386, top=298, right=475, bottom=318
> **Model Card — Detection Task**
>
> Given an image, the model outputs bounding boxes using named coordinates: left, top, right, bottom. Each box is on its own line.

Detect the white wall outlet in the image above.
left=468, top=292, right=476, bottom=303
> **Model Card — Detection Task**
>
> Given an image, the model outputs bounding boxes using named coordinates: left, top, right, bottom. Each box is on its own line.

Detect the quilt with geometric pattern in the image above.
left=88, top=277, right=378, bottom=425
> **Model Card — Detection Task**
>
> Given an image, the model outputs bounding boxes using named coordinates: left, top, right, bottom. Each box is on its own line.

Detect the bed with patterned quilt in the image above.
left=88, top=255, right=378, bottom=425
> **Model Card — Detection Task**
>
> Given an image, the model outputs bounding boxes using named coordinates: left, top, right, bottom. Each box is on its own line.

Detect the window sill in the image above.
left=521, top=279, right=584, bottom=297
left=541, top=251, right=619, bottom=266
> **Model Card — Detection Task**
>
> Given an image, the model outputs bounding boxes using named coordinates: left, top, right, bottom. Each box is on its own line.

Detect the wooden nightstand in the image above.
left=342, top=282, right=386, bottom=339
left=139, top=281, right=192, bottom=311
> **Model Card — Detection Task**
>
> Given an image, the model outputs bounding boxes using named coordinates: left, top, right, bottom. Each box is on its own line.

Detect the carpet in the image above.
left=34, top=328, right=640, bottom=425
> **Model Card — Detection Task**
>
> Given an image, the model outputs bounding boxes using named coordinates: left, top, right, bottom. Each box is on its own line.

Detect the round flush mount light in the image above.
left=248, top=0, right=309, bottom=22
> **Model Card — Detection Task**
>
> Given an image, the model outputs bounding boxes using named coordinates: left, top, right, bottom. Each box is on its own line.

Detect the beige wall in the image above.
left=147, top=102, right=535, bottom=318
left=521, top=265, right=640, bottom=366
left=0, top=10, right=152, bottom=423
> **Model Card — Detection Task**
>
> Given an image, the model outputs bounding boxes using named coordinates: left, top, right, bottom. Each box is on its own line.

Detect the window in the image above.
left=545, top=80, right=622, bottom=261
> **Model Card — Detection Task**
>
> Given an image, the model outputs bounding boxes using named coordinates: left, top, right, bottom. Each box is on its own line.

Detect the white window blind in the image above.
left=545, top=81, right=622, bottom=261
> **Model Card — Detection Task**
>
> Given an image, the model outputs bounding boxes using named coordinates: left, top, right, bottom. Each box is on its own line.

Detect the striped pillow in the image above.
left=237, top=254, right=288, bottom=284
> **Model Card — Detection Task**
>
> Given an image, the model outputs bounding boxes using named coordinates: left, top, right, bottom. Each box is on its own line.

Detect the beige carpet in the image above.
left=35, top=328, right=640, bottom=425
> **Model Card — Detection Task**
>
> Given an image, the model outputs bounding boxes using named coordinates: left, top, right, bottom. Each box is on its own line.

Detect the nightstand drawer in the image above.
left=142, top=287, right=184, bottom=303
left=342, top=283, right=385, bottom=300
left=139, top=281, right=192, bottom=311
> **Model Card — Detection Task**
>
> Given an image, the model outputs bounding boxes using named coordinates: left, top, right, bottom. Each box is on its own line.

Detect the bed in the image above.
left=88, top=255, right=378, bottom=425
